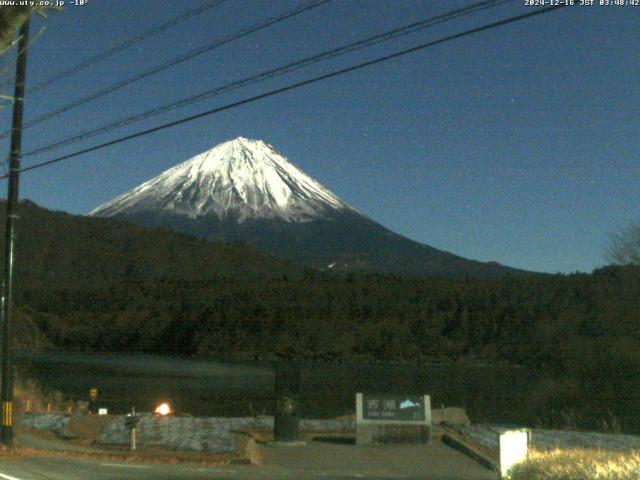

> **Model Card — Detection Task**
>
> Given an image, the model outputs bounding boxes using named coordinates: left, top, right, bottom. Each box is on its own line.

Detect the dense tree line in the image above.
left=17, top=264, right=640, bottom=369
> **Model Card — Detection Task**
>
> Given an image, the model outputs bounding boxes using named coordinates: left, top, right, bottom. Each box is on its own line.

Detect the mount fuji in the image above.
left=89, top=137, right=523, bottom=278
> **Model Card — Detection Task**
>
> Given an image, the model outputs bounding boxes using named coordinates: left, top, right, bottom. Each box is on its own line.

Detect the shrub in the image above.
left=509, top=449, right=640, bottom=480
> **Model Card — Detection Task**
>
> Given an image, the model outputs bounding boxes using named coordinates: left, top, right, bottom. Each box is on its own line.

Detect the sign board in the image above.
left=357, top=393, right=431, bottom=425
left=499, top=429, right=529, bottom=478
left=98, top=408, right=108, bottom=415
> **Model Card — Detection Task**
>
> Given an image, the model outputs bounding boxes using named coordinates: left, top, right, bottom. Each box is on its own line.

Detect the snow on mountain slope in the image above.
left=89, top=137, right=353, bottom=223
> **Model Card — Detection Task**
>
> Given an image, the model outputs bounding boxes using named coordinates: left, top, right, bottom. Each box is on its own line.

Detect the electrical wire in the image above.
left=23, top=0, right=510, bottom=159
left=2, top=4, right=566, bottom=179
left=0, top=0, right=229, bottom=95
left=0, top=0, right=332, bottom=141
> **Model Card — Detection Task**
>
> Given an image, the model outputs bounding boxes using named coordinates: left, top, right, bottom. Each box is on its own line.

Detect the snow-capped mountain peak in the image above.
left=89, top=137, right=353, bottom=223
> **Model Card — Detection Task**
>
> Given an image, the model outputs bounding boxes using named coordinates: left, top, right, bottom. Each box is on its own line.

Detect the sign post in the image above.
left=125, top=406, right=140, bottom=452
left=89, top=387, right=98, bottom=414
left=356, top=393, right=431, bottom=445
left=499, top=429, right=529, bottom=478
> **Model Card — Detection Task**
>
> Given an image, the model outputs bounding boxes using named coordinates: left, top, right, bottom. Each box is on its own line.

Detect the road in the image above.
left=0, top=440, right=497, bottom=480
left=0, top=457, right=247, bottom=480
left=0, top=456, right=288, bottom=480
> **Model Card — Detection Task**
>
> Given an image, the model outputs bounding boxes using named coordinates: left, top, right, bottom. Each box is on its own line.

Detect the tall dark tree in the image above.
left=607, top=223, right=640, bottom=266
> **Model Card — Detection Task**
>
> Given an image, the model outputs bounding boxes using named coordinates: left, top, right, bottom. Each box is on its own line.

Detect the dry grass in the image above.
left=0, top=444, right=234, bottom=466
left=14, top=377, right=71, bottom=414
left=509, top=448, right=640, bottom=480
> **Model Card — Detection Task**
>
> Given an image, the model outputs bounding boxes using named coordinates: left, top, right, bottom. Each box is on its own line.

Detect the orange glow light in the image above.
left=154, top=403, right=172, bottom=416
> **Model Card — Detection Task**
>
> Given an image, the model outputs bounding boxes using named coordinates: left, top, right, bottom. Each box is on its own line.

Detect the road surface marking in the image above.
left=99, top=463, right=151, bottom=469
left=0, top=472, right=25, bottom=480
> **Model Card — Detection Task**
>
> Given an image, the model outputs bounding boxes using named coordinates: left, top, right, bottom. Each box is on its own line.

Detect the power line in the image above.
left=23, top=0, right=510, bottom=159
left=0, top=0, right=331, bottom=141
left=4, top=5, right=566, bottom=179
left=0, top=0, right=229, bottom=95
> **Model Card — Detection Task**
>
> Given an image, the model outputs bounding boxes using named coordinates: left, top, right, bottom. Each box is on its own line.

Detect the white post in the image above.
left=499, top=429, right=529, bottom=478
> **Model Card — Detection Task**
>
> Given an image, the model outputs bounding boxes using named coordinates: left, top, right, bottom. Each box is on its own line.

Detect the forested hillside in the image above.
left=2, top=200, right=637, bottom=363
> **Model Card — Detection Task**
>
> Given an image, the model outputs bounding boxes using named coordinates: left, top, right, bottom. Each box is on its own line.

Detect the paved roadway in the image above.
left=0, top=457, right=245, bottom=480
left=0, top=440, right=497, bottom=480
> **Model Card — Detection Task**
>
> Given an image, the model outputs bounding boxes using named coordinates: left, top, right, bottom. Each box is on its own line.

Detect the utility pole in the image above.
left=0, top=18, right=30, bottom=447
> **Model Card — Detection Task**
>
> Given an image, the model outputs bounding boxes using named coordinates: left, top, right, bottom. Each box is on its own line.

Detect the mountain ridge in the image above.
left=90, top=136, right=529, bottom=278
